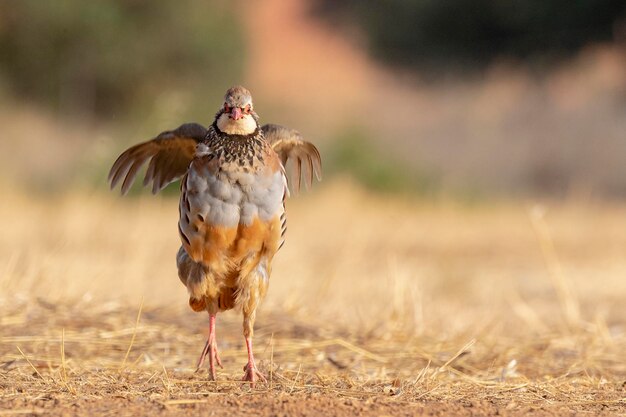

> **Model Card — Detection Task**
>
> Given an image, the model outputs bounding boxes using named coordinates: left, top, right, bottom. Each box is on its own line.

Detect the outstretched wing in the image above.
left=261, top=124, right=322, bottom=193
left=108, top=123, right=207, bottom=195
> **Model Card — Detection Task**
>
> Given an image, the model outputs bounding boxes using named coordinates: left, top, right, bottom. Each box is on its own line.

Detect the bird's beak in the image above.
left=230, top=107, right=243, bottom=120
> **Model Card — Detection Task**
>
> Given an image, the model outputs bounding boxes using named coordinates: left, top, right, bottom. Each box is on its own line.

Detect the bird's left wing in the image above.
left=108, top=123, right=207, bottom=195
left=261, top=124, right=322, bottom=193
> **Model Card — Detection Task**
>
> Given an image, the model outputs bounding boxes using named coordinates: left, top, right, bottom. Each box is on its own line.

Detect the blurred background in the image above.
left=0, top=0, right=625, bottom=198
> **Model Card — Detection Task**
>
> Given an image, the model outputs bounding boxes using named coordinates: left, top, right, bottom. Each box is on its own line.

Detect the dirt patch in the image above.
left=1, top=303, right=624, bottom=417
left=4, top=394, right=624, bottom=417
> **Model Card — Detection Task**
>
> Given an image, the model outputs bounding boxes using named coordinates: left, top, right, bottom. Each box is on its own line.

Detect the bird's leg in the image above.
left=242, top=336, right=266, bottom=386
left=196, top=311, right=222, bottom=380
left=242, top=310, right=266, bottom=386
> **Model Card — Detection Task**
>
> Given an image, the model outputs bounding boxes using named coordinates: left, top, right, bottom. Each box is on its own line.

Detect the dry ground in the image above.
left=0, top=181, right=625, bottom=416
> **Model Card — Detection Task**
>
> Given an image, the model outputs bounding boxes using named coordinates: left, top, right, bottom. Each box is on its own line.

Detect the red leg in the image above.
left=242, top=336, right=266, bottom=387
left=196, top=313, right=222, bottom=380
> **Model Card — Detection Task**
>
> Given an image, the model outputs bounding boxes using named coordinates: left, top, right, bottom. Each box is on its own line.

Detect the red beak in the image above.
left=230, top=107, right=243, bottom=120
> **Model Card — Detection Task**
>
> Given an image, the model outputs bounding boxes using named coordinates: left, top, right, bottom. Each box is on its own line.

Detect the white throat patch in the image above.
left=216, top=113, right=257, bottom=135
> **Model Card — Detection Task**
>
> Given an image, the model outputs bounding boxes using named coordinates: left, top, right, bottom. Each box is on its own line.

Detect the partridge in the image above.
left=109, top=86, right=321, bottom=385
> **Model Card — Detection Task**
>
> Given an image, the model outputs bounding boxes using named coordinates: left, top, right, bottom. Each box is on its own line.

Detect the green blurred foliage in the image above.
left=312, top=0, right=626, bottom=74
left=0, top=0, right=244, bottom=120
left=325, top=129, right=439, bottom=195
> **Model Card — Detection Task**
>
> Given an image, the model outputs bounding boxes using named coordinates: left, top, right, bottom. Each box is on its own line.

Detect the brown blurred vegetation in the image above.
left=0, top=0, right=625, bottom=197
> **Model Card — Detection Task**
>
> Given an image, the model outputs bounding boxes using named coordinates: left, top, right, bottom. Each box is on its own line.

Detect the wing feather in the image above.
left=261, top=124, right=322, bottom=193
left=108, top=123, right=207, bottom=195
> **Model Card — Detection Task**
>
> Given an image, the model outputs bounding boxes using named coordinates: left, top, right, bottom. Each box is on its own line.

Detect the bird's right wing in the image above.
left=261, top=124, right=322, bottom=193
left=108, top=123, right=207, bottom=195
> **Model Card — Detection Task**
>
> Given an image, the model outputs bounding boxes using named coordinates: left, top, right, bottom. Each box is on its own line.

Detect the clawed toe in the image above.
left=242, top=362, right=267, bottom=387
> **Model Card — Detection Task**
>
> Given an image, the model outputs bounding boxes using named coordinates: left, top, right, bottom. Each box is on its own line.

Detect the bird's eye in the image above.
left=224, top=104, right=231, bottom=112
left=243, top=105, right=251, bottom=114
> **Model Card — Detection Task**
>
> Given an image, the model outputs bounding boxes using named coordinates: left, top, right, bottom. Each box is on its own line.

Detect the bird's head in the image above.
left=215, top=86, right=258, bottom=135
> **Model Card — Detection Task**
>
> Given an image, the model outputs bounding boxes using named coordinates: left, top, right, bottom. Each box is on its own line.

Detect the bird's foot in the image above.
left=242, top=361, right=266, bottom=387
left=195, top=337, right=223, bottom=380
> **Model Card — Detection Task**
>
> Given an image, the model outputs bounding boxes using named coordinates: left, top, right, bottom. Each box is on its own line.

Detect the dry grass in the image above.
left=1, top=181, right=625, bottom=416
